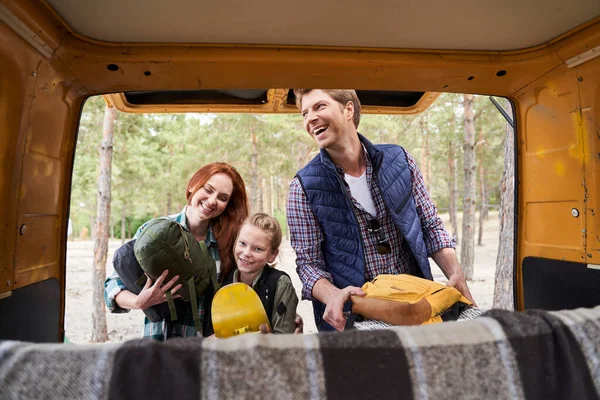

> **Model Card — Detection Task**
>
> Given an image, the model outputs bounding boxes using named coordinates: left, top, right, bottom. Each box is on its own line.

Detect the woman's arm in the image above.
left=104, top=272, right=131, bottom=313
left=113, top=269, right=183, bottom=310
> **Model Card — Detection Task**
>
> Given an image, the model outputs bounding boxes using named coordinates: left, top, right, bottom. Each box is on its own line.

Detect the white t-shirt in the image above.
left=344, top=171, right=376, bottom=217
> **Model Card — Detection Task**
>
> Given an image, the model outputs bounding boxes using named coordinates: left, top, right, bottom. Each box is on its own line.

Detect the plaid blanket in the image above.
left=1, top=306, right=599, bottom=400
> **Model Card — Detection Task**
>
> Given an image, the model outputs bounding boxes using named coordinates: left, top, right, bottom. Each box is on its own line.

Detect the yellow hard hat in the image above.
left=211, top=283, right=270, bottom=338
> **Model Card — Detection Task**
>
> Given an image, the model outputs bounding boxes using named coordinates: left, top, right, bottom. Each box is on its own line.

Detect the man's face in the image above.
left=300, top=90, right=355, bottom=150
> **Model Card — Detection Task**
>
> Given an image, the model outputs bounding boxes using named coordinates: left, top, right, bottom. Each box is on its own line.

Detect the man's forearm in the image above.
left=311, top=278, right=340, bottom=304
left=431, top=247, right=463, bottom=279
left=431, top=247, right=477, bottom=305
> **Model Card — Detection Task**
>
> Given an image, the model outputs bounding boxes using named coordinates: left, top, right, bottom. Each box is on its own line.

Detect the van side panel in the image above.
left=0, top=17, right=83, bottom=340
left=514, top=33, right=600, bottom=309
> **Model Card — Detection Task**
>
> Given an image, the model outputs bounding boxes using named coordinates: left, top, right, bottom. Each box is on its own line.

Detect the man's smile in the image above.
left=313, top=125, right=329, bottom=136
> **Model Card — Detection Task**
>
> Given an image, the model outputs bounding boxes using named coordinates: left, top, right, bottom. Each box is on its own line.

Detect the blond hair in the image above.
left=293, top=89, right=362, bottom=128
left=243, top=213, right=282, bottom=267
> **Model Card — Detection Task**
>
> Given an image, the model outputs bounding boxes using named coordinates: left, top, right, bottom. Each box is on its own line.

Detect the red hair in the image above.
left=186, top=163, right=249, bottom=281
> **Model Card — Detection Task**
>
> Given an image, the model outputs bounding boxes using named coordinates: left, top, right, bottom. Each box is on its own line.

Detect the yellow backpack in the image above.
left=351, top=274, right=473, bottom=325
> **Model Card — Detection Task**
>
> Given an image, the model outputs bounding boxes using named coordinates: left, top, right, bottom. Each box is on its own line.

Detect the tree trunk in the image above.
left=166, top=191, right=172, bottom=216
left=91, top=104, right=115, bottom=342
left=258, top=176, right=265, bottom=213
left=493, top=109, right=515, bottom=310
left=477, top=128, right=487, bottom=246
left=483, top=191, right=490, bottom=221
left=270, top=175, right=275, bottom=216
left=461, top=94, right=477, bottom=280
left=294, top=140, right=313, bottom=171
left=121, top=205, right=126, bottom=244
left=166, top=162, right=172, bottom=215
left=275, top=177, right=281, bottom=211
left=250, top=128, right=259, bottom=213
left=477, top=165, right=486, bottom=246
left=447, top=140, right=459, bottom=244
left=420, top=116, right=431, bottom=192
left=283, top=190, right=290, bottom=240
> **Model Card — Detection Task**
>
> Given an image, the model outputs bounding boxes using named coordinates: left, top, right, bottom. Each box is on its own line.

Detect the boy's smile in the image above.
left=234, top=224, right=278, bottom=281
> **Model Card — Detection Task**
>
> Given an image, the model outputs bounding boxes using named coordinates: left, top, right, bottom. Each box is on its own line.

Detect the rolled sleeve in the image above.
left=287, top=177, right=334, bottom=300
left=104, top=271, right=130, bottom=313
left=406, top=152, right=455, bottom=254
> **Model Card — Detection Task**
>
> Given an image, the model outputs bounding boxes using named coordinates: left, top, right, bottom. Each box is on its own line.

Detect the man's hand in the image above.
left=134, top=269, right=182, bottom=310
left=431, top=247, right=478, bottom=307
left=294, top=314, right=304, bottom=334
left=446, top=272, right=477, bottom=307
left=323, top=286, right=365, bottom=331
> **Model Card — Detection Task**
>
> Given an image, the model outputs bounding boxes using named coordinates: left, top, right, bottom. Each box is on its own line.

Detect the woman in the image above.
left=104, top=162, right=249, bottom=340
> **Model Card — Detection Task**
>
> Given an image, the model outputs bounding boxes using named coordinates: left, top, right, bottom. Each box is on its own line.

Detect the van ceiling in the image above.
left=44, top=0, right=600, bottom=51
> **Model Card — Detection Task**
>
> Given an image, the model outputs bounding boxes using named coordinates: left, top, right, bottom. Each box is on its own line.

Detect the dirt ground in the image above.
left=65, top=212, right=502, bottom=343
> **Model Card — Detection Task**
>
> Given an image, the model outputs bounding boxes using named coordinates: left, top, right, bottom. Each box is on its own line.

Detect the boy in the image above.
left=227, top=213, right=299, bottom=334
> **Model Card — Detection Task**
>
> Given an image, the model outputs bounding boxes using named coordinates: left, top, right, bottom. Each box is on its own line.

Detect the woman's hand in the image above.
left=134, top=269, right=182, bottom=310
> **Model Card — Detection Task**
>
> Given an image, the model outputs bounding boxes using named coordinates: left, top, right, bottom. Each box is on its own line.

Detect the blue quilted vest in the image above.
left=296, top=134, right=433, bottom=331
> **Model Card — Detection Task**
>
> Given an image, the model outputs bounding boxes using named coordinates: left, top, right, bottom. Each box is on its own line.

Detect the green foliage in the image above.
left=70, top=94, right=508, bottom=238
left=70, top=96, right=103, bottom=237
left=273, top=208, right=288, bottom=238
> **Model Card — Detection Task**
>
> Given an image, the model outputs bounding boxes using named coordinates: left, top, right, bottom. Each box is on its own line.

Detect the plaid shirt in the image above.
left=103, top=206, right=220, bottom=341
left=287, top=146, right=454, bottom=301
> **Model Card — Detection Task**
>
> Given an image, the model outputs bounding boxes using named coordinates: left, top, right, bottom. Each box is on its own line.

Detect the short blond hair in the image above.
left=293, top=89, right=361, bottom=128
left=244, top=213, right=282, bottom=253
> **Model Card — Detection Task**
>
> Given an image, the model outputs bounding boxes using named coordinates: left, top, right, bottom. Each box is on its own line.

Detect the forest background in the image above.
left=69, top=93, right=514, bottom=342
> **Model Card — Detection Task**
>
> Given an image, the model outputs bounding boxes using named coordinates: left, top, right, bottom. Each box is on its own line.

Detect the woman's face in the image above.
left=234, top=223, right=278, bottom=276
left=188, top=173, right=233, bottom=224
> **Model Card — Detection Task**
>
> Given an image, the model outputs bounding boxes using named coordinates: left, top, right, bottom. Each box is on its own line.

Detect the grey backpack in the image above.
left=133, top=218, right=220, bottom=333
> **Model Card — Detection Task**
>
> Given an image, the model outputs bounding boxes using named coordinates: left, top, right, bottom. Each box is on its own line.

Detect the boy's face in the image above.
left=300, top=90, right=355, bottom=150
left=234, top=224, right=278, bottom=276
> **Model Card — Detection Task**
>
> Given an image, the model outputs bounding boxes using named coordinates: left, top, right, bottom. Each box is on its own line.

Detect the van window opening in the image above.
left=65, top=91, right=514, bottom=343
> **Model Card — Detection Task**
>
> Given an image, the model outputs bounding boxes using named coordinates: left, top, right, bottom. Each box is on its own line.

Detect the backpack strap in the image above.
left=199, top=241, right=220, bottom=292
left=344, top=313, right=359, bottom=330
left=165, top=291, right=178, bottom=321
left=187, top=276, right=202, bottom=334
left=177, top=223, right=193, bottom=264
left=350, top=295, right=432, bottom=325
left=164, top=276, right=202, bottom=334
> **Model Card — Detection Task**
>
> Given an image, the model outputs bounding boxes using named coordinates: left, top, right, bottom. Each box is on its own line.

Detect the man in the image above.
left=287, top=89, right=476, bottom=332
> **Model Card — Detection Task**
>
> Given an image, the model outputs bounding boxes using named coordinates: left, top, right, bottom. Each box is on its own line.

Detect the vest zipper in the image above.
left=334, top=173, right=369, bottom=283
